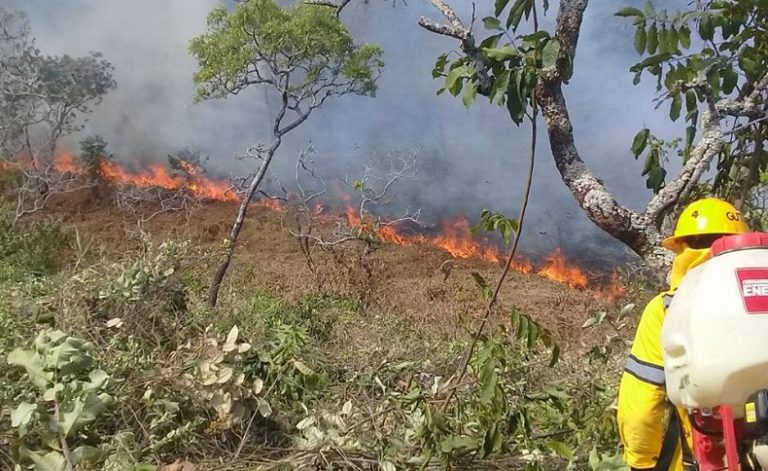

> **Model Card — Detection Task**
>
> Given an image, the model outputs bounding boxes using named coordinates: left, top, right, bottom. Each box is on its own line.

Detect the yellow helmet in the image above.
left=662, top=198, right=749, bottom=252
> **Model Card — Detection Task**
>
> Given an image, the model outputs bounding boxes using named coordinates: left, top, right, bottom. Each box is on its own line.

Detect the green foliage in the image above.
left=619, top=0, right=768, bottom=199
left=472, top=209, right=519, bottom=245
left=628, top=131, right=682, bottom=193
left=95, top=241, right=186, bottom=303
left=8, top=329, right=113, bottom=470
left=432, top=0, right=561, bottom=124
left=189, top=0, right=383, bottom=101
left=0, top=210, right=67, bottom=283
left=243, top=320, right=326, bottom=408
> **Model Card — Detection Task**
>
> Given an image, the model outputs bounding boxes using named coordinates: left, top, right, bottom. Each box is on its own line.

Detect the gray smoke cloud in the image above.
left=5, top=0, right=690, bottom=268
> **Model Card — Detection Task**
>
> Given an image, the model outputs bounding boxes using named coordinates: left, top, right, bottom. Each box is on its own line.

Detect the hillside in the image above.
left=0, top=184, right=643, bottom=470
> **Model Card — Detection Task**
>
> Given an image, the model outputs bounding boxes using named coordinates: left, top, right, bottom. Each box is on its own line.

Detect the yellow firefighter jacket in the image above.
left=617, top=291, right=694, bottom=470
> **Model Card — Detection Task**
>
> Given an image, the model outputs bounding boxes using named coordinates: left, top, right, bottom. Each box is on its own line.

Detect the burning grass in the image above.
left=0, top=167, right=643, bottom=470
left=4, top=152, right=626, bottom=300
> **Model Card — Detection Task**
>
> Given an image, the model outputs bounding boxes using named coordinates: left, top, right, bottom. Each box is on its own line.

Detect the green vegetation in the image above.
left=0, top=196, right=637, bottom=469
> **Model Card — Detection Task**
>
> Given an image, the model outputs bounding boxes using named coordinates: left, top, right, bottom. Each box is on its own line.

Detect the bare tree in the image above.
left=1, top=7, right=115, bottom=228
left=11, top=160, right=95, bottom=226
left=279, top=148, right=419, bottom=301
left=268, top=146, right=328, bottom=278
left=114, top=183, right=200, bottom=249
left=189, top=0, right=384, bottom=307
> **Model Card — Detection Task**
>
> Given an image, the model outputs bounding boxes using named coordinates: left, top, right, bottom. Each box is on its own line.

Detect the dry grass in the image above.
left=30, top=190, right=624, bottom=367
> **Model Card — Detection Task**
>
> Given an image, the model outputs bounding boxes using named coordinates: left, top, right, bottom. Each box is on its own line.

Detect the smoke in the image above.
left=5, top=0, right=690, bottom=266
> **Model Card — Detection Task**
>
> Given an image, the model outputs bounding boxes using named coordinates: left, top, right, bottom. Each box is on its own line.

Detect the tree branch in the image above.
left=417, top=1, right=492, bottom=94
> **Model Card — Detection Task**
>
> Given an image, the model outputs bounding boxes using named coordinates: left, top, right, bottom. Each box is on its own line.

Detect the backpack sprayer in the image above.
left=662, top=233, right=768, bottom=470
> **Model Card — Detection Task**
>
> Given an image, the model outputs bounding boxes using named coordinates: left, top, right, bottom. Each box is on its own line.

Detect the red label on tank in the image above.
left=736, top=268, right=768, bottom=313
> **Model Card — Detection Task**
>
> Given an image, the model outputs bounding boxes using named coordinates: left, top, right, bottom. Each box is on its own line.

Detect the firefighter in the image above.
left=617, top=198, right=749, bottom=470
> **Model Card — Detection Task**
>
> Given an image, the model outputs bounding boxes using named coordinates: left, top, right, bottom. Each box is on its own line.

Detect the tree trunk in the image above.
left=418, top=0, right=739, bottom=276
left=207, top=146, right=277, bottom=308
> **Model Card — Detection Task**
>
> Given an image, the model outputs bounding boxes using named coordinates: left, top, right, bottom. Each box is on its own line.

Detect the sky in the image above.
left=4, top=0, right=691, bottom=265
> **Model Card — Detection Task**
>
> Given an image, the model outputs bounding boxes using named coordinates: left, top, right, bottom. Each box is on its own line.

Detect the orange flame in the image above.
left=537, top=248, right=588, bottom=289
left=52, top=153, right=79, bottom=173
left=512, top=258, right=534, bottom=274
left=3, top=152, right=626, bottom=298
left=50, top=153, right=239, bottom=202
left=593, top=272, right=627, bottom=302
left=254, top=197, right=284, bottom=211
left=431, top=217, right=500, bottom=263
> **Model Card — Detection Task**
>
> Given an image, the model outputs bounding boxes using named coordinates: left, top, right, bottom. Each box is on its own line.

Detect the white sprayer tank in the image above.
left=662, top=233, right=768, bottom=416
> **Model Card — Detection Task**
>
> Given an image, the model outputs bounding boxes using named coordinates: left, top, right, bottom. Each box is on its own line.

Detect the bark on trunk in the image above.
left=207, top=146, right=277, bottom=308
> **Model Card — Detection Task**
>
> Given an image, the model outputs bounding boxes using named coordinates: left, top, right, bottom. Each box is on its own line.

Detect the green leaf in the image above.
left=517, top=315, right=530, bottom=343
left=686, top=125, right=696, bottom=147
left=61, top=393, right=112, bottom=437
left=657, top=26, right=668, bottom=54
left=45, top=334, right=95, bottom=376
left=646, top=23, right=658, bottom=54
left=292, top=360, right=314, bottom=375
left=495, top=0, right=511, bottom=17
left=483, top=424, right=504, bottom=456
left=440, top=435, right=479, bottom=453
left=630, top=128, right=650, bottom=158
left=646, top=166, right=667, bottom=192
left=445, top=64, right=474, bottom=97
left=721, top=67, right=738, bottom=94
left=699, top=15, right=714, bottom=41
left=666, top=25, right=678, bottom=53
left=685, top=90, right=696, bottom=113
left=70, top=445, right=105, bottom=465
left=479, top=359, right=498, bottom=403
left=11, top=402, right=37, bottom=428
left=634, top=23, right=646, bottom=54
left=471, top=272, right=493, bottom=301
left=483, top=16, right=504, bottom=31
left=526, top=320, right=539, bottom=348
left=490, top=69, right=511, bottom=105
left=480, top=33, right=504, bottom=50
left=642, top=148, right=658, bottom=175
left=643, top=0, right=654, bottom=16
left=541, top=39, right=561, bottom=68
left=43, top=383, right=64, bottom=401
left=740, top=55, right=758, bottom=79
left=615, top=7, right=644, bottom=18
left=506, top=0, right=532, bottom=31
left=548, top=440, right=574, bottom=460
left=679, top=25, right=691, bottom=49
left=25, top=450, right=66, bottom=471
left=506, top=69, right=525, bottom=124
left=8, top=348, right=51, bottom=391
left=463, top=81, right=478, bottom=109
left=707, top=67, right=721, bottom=95
left=549, top=344, right=560, bottom=367
left=432, top=54, right=449, bottom=78
left=670, top=93, right=682, bottom=121
left=482, top=45, right=518, bottom=61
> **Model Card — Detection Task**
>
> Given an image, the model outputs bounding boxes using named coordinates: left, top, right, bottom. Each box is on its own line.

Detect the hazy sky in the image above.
left=5, top=0, right=690, bottom=265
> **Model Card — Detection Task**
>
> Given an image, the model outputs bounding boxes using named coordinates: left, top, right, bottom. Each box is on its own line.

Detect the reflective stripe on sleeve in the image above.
left=624, top=354, right=666, bottom=386
left=662, top=294, right=674, bottom=309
